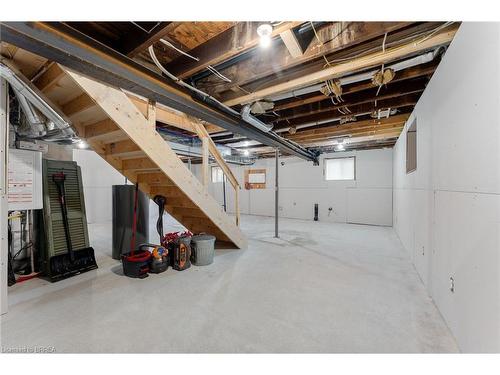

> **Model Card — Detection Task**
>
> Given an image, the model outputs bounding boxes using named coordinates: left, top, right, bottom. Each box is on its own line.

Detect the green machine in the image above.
left=39, top=159, right=97, bottom=280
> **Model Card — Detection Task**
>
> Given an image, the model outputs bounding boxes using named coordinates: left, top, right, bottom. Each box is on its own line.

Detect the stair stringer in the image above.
left=63, top=68, right=247, bottom=249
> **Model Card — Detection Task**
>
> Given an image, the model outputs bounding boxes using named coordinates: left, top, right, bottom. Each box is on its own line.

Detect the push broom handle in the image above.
left=53, top=173, right=74, bottom=263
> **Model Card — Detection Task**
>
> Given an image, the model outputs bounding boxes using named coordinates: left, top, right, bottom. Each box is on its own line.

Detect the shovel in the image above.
left=49, top=172, right=97, bottom=280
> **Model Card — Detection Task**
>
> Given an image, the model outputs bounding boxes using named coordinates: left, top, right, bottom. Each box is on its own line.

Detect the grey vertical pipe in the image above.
left=222, top=175, right=227, bottom=212
left=275, top=148, right=279, bottom=238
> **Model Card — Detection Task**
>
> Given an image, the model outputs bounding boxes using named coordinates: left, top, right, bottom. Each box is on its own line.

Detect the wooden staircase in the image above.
left=32, top=64, right=247, bottom=249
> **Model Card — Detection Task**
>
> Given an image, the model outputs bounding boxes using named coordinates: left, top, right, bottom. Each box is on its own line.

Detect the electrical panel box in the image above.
left=8, top=148, right=43, bottom=210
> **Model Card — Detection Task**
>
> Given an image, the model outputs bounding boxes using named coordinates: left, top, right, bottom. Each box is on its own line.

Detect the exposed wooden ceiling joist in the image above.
left=271, top=61, right=437, bottom=113
left=217, top=22, right=447, bottom=103
left=278, top=97, right=417, bottom=129
left=223, top=24, right=458, bottom=107
left=285, top=113, right=409, bottom=140
left=301, top=131, right=402, bottom=148
left=272, top=79, right=427, bottom=124
left=165, top=21, right=303, bottom=79
left=279, top=29, right=303, bottom=58
left=196, top=22, right=412, bottom=96
left=123, top=22, right=173, bottom=57
left=290, top=124, right=405, bottom=144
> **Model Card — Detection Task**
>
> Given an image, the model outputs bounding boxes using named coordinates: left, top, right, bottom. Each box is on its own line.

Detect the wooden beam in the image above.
left=172, top=207, right=206, bottom=219
left=33, top=62, right=64, bottom=92
left=64, top=68, right=246, bottom=248
left=274, top=83, right=425, bottom=124
left=27, top=63, right=207, bottom=133
left=62, top=93, right=95, bottom=117
left=127, top=93, right=223, bottom=133
left=166, top=22, right=303, bottom=79
left=272, top=62, right=437, bottom=112
left=150, top=186, right=184, bottom=198
left=105, top=139, right=141, bottom=157
left=223, top=24, right=458, bottom=107
left=121, top=157, right=159, bottom=172
left=289, top=123, right=405, bottom=143
left=201, top=135, right=209, bottom=189
left=123, top=22, right=173, bottom=57
left=302, top=130, right=403, bottom=147
left=277, top=96, right=417, bottom=130
left=83, top=119, right=123, bottom=141
left=147, top=99, right=156, bottom=129
left=165, top=200, right=198, bottom=210
left=137, top=172, right=175, bottom=186
left=193, top=119, right=240, bottom=225
left=193, top=121, right=239, bottom=189
left=279, top=29, right=303, bottom=58
left=196, top=22, right=413, bottom=96
left=286, top=113, right=409, bottom=141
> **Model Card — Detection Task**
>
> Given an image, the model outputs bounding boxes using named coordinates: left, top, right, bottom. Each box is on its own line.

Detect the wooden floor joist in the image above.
left=2, top=21, right=459, bottom=157
left=223, top=24, right=458, bottom=107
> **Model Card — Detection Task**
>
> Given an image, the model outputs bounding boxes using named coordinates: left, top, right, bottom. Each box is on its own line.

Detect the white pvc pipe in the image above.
left=268, top=51, right=438, bottom=102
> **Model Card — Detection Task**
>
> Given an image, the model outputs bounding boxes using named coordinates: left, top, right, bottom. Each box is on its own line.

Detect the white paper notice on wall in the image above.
left=8, top=149, right=43, bottom=210
left=248, top=172, right=266, bottom=184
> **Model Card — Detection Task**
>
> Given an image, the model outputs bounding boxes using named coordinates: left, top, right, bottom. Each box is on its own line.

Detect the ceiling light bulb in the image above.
left=77, top=140, right=87, bottom=149
left=243, top=149, right=250, bottom=156
left=335, top=144, right=345, bottom=151
left=257, top=23, right=273, bottom=48
left=259, top=35, right=271, bottom=48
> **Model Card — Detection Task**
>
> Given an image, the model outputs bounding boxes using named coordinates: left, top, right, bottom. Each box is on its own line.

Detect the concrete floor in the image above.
left=1, top=215, right=459, bottom=353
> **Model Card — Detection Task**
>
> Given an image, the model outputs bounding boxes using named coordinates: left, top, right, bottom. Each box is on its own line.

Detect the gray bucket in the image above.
left=191, top=234, right=216, bottom=266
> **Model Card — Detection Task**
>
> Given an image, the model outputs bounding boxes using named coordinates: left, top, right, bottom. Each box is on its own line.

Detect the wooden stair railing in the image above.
left=192, top=120, right=241, bottom=226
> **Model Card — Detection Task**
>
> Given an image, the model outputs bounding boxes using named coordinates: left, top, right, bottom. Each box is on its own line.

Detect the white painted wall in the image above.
left=73, top=149, right=176, bottom=227
left=194, top=148, right=393, bottom=226
left=73, top=149, right=127, bottom=223
left=393, top=23, right=500, bottom=352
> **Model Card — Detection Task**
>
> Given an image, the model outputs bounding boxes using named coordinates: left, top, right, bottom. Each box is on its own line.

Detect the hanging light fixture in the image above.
left=257, top=23, right=273, bottom=48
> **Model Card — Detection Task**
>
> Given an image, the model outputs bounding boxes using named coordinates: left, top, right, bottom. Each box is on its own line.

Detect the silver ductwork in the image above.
left=148, top=46, right=275, bottom=135
left=0, top=61, right=77, bottom=141
left=11, top=88, right=47, bottom=138
left=163, top=139, right=254, bottom=165
left=241, top=105, right=273, bottom=132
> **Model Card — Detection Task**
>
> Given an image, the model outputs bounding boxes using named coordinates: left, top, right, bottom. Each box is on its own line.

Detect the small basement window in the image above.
left=406, top=119, right=417, bottom=173
left=211, top=166, right=224, bottom=183
left=324, top=157, right=355, bottom=181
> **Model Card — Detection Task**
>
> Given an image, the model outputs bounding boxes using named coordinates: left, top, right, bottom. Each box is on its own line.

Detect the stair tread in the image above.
left=38, top=67, right=246, bottom=249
